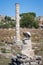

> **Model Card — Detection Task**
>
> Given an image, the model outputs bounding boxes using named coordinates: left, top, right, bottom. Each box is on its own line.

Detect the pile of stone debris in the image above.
left=9, top=54, right=42, bottom=65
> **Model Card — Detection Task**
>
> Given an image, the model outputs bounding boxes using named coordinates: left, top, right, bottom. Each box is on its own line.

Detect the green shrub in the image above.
left=1, top=48, right=6, bottom=53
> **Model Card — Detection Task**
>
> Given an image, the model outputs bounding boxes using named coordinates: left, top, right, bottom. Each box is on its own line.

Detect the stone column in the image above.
left=15, top=3, right=20, bottom=45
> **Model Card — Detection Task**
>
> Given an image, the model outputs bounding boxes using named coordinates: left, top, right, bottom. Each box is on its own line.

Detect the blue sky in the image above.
left=0, top=0, right=43, bottom=16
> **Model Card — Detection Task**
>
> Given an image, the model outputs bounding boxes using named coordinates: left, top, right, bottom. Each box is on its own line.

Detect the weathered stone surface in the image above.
left=9, top=54, right=42, bottom=65
left=21, top=32, right=34, bottom=57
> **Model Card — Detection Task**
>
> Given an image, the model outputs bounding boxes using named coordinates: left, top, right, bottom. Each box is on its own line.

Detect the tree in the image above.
left=28, top=12, right=36, bottom=17
left=20, top=13, right=34, bottom=28
left=5, top=16, right=11, bottom=22
left=20, top=12, right=36, bottom=17
left=20, top=12, right=39, bottom=28
left=33, top=21, right=39, bottom=28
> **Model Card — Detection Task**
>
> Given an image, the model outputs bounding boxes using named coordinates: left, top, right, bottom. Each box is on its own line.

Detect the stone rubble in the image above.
left=9, top=54, right=42, bottom=65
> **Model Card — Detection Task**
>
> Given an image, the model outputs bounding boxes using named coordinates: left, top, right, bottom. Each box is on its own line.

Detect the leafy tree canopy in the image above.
left=20, top=12, right=36, bottom=17
left=5, top=16, right=11, bottom=21
left=20, top=12, right=39, bottom=28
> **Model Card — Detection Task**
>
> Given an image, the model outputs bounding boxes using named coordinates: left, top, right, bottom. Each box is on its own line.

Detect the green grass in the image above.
left=0, top=58, right=11, bottom=65
left=0, top=42, right=5, bottom=46
left=32, top=42, right=43, bottom=56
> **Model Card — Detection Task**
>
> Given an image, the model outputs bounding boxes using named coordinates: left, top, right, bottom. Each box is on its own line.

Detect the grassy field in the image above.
left=0, top=28, right=43, bottom=42
left=0, top=57, right=11, bottom=65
